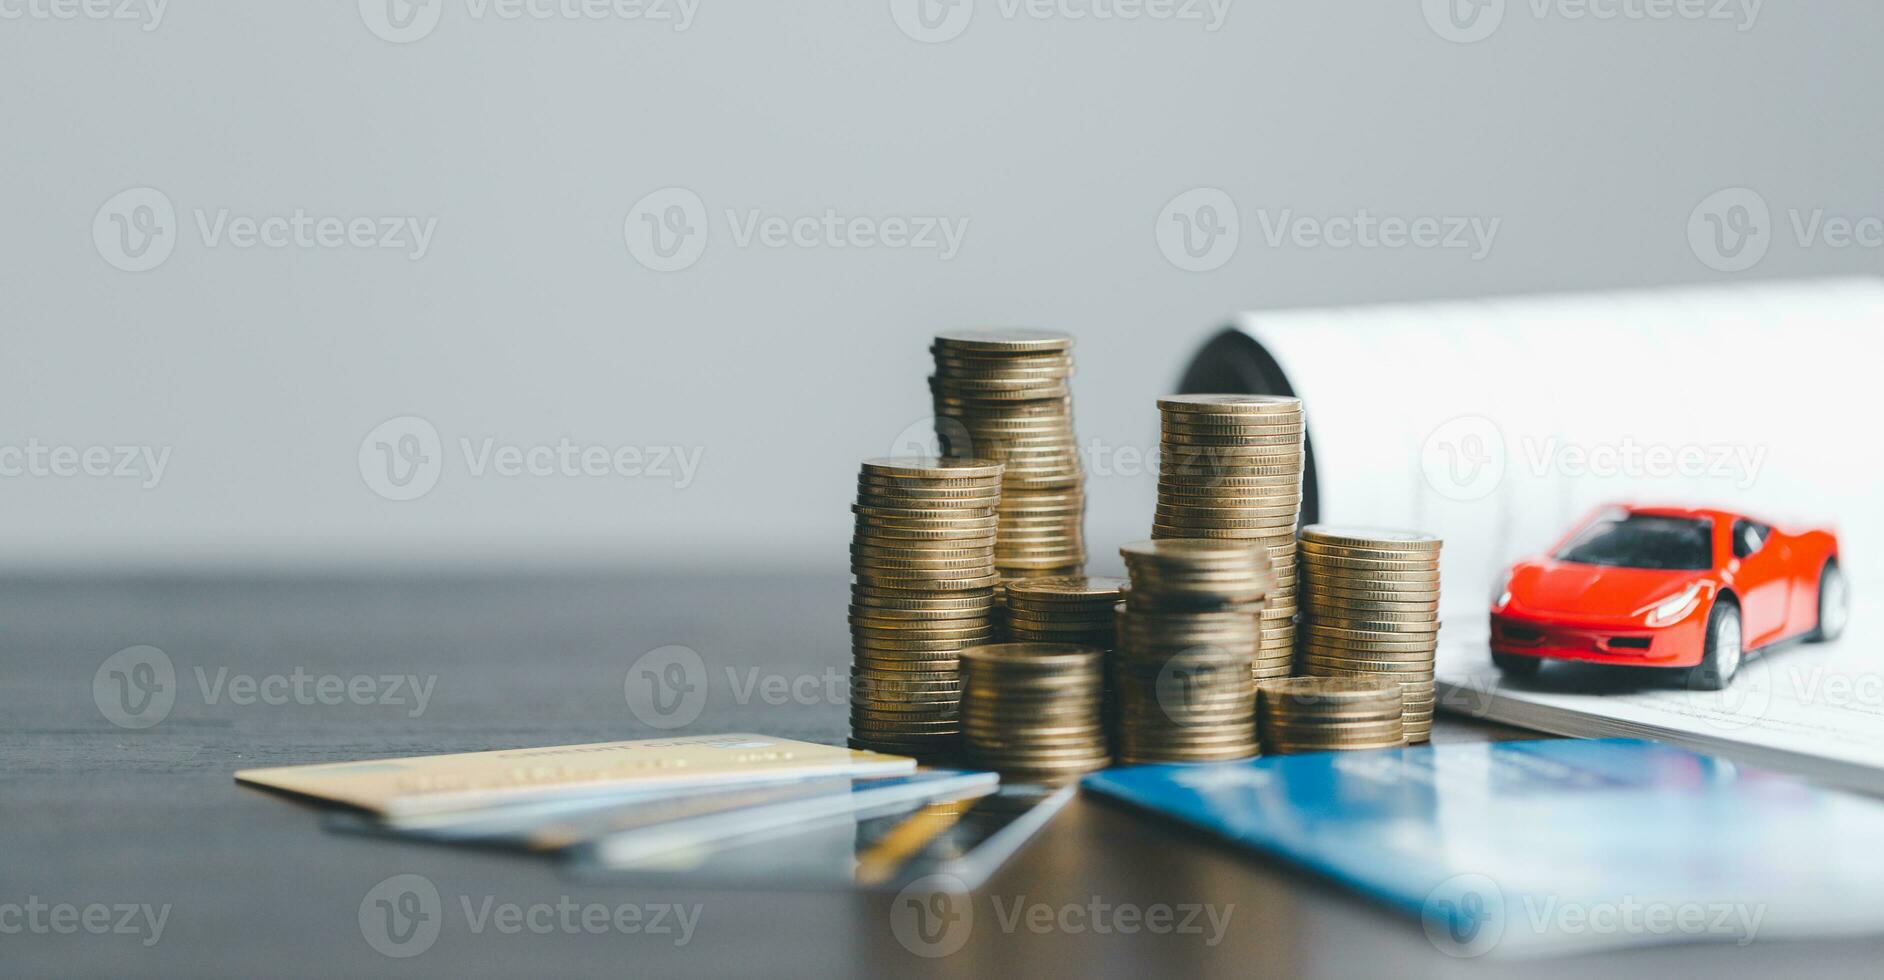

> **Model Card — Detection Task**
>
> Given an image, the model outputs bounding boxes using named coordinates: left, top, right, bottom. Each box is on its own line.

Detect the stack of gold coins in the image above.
left=1296, top=526, right=1442, bottom=744
left=1152, top=394, right=1305, bottom=681
left=1257, top=677, right=1406, bottom=754
left=930, top=330, right=1086, bottom=583
left=1111, top=540, right=1271, bottom=763
left=960, top=643, right=1110, bottom=782
left=848, top=456, right=1005, bottom=759
left=1001, top=576, right=1125, bottom=649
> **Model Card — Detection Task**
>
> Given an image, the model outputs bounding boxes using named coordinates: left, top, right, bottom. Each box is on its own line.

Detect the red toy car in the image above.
left=1490, top=505, right=1847, bottom=689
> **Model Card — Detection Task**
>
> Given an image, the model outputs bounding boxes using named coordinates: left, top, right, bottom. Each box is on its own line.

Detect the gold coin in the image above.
left=853, top=527, right=1002, bottom=545
left=1155, top=500, right=1302, bottom=517
left=1161, top=415, right=1305, bottom=430
left=933, top=328, right=1074, bottom=353
left=857, top=484, right=1002, bottom=502
left=1304, top=585, right=1441, bottom=603
left=1160, top=455, right=1301, bottom=472
left=1157, top=393, right=1303, bottom=415
left=1299, top=525, right=1442, bottom=553
left=1161, top=449, right=1303, bottom=466
left=850, top=615, right=993, bottom=633
left=859, top=456, right=1004, bottom=481
left=1158, top=471, right=1303, bottom=487
left=1152, top=522, right=1297, bottom=539
left=1258, top=676, right=1405, bottom=703
left=852, top=623, right=997, bottom=640
left=1300, top=555, right=1441, bottom=574
left=847, top=737, right=955, bottom=755
left=1303, top=623, right=1442, bottom=643
left=1304, top=568, right=1441, bottom=585
left=1297, top=643, right=1438, bottom=663
left=1299, top=661, right=1434, bottom=682
left=961, top=641, right=1102, bottom=666
left=852, top=503, right=999, bottom=521
left=852, top=552, right=997, bottom=569
left=1302, top=616, right=1440, bottom=634
left=1306, top=596, right=1440, bottom=615
left=1264, top=718, right=1409, bottom=739
left=930, top=363, right=1074, bottom=382
left=1003, top=621, right=1112, bottom=634
left=1121, top=538, right=1273, bottom=565
left=1002, top=597, right=1120, bottom=614
left=1296, top=541, right=1446, bottom=562
left=853, top=677, right=963, bottom=694
left=852, top=572, right=1005, bottom=592
left=1001, top=576, right=1126, bottom=602
left=851, top=660, right=963, bottom=676
left=851, top=552, right=998, bottom=570
left=850, top=588, right=995, bottom=607
left=852, top=633, right=993, bottom=651
left=1161, top=433, right=1303, bottom=450
left=1158, top=486, right=1302, bottom=503
left=857, top=470, right=1002, bottom=487
left=848, top=607, right=994, bottom=626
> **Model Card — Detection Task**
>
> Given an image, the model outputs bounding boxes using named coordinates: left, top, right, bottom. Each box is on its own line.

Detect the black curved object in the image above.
left=1175, top=326, right=1321, bottom=526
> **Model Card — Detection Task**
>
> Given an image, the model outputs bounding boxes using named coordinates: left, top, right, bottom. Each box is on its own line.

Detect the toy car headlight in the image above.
left=1646, top=584, right=1703, bottom=626
left=1491, top=572, right=1513, bottom=612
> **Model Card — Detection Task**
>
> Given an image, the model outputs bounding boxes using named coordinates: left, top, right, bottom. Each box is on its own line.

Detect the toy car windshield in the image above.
left=1553, top=514, right=1713, bottom=571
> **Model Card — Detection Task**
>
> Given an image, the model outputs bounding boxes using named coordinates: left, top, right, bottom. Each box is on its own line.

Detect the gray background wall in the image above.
left=3, top=0, right=1878, bottom=570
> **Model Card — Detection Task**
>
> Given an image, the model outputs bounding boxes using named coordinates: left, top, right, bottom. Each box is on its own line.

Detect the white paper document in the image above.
left=1221, top=277, right=1884, bottom=793
left=1436, top=616, right=1884, bottom=795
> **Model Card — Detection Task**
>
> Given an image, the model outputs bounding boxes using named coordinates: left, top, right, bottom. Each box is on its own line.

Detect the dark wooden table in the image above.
left=5, top=571, right=1879, bottom=978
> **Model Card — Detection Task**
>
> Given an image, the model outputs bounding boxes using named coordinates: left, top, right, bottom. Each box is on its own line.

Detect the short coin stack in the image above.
left=1001, top=576, right=1126, bottom=651
left=1152, top=394, right=1305, bottom=681
left=1257, top=677, right=1406, bottom=754
left=1296, top=526, right=1442, bottom=743
left=930, top=330, right=1086, bottom=583
left=961, top=643, right=1110, bottom=783
left=848, top=456, right=1005, bottom=759
left=1112, top=540, right=1271, bottom=764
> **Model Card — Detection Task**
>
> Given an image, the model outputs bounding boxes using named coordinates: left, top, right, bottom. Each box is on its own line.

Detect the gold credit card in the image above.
left=235, top=733, right=915, bottom=818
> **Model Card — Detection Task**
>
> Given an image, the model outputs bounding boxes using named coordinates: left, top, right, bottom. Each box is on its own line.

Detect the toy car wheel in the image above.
left=1491, top=653, right=1541, bottom=677
left=1806, top=560, right=1849, bottom=643
left=1690, top=601, right=1742, bottom=691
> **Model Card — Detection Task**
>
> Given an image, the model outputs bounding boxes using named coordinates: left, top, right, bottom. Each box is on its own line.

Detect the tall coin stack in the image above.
left=930, top=330, right=1086, bottom=586
left=1153, top=394, right=1305, bottom=682
left=1112, top=540, right=1271, bottom=764
left=961, top=643, right=1110, bottom=783
left=1257, top=677, right=1406, bottom=754
left=1296, top=526, right=1443, bottom=743
left=848, top=456, right=1005, bottom=760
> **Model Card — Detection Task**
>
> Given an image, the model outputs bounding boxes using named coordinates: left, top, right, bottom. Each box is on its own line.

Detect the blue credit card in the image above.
left=1083, top=738, right=1884, bottom=956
